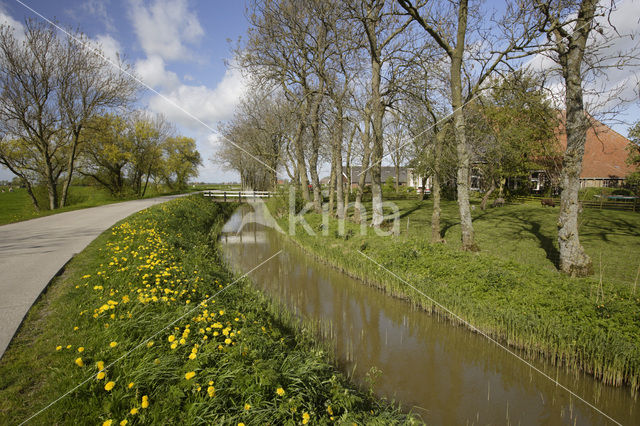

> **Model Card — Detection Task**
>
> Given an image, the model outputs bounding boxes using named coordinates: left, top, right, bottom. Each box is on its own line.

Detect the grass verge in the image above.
left=267, top=197, right=640, bottom=394
left=0, top=195, right=408, bottom=425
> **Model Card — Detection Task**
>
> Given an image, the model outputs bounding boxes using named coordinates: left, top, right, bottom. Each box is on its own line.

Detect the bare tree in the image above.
left=532, top=0, right=638, bottom=275
left=398, top=0, right=537, bottom=251
left=0, top=19, right=136, bottom=209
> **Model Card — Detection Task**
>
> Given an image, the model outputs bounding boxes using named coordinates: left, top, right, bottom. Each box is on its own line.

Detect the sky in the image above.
left=0, top=0, right=638, bottom=183
left=0, top=0, right=250, bottom=183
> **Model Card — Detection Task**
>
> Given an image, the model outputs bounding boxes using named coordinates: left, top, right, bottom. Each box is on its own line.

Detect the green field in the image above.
left=269, top=196, right=640, bottom=392
left=0, top=195, right=407, bottom=425
left=0, top=184, right=227, bottom=226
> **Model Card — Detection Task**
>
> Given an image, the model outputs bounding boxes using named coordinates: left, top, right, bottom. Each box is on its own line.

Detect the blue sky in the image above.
left=0, top=0, right=250, bottom=182
left=0, top=0, right=638, bottom=183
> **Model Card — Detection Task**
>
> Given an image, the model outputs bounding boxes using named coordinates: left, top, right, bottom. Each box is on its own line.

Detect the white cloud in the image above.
left=128, top=0, right=204, bottom=61
left=146, top=66, right=248, bottom=131
left=93, top=34, right=122, bottom=64
left=134, top=55, right=181, bottom=90
left=0, top=6, right=24, bottom=38
left=81, top=0, right=115, bottom=32
left=525, top=0, right=640, bottom=117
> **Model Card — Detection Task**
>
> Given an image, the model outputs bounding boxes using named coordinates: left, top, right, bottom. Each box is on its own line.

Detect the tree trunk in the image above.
left=355, top=106, right=372, bottom=223
left=309, top=85, right=324, bottom=212
left=24, top=179, right=40, bottom=211
left=370, top=58, right=384, bottom=226
left=431, top=129, right=444, bottom=242
left=335, top=111, right=345, bottom=219
left=557, top=55, right=593, bottom=276
left=60, top=129, right=81, bottom=208
left=344, top=121, right=355, bottom=214
left=294, top=102, right=311, bottom=202
left=480, top=178, right=496, bottom=211
left=449, top=2, right=477, bottom=251
left=328, top=147, right=337, bottom=215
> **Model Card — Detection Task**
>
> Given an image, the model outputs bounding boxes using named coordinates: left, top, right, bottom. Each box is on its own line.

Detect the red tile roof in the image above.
left=556, top=117, right=637, bottom=179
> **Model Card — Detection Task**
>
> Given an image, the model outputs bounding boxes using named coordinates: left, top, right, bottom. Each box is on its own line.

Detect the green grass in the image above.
left=0, top=195, right=409, bottom=425
left=269, top=196, right=640, bottom=393
left=0, top=185, right=207, bottom=226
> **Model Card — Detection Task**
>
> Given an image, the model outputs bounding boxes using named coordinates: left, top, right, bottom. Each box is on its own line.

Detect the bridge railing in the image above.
left=203, top=190, right=274, bottom=202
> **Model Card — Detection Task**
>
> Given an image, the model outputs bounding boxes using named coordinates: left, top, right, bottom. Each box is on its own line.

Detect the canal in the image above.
left=220, top=205, right=638, bottom=425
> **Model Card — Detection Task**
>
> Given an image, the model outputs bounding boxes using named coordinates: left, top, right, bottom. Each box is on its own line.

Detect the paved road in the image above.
left=0, top=194, right=189, bottom=358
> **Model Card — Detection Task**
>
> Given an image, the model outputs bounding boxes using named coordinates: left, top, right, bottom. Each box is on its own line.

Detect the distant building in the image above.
left=350, top=166, right=431, bottom=192
left=559, top=117, right=636, bottom=188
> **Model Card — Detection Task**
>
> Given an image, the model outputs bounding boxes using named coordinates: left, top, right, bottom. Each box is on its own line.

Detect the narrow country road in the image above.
left=0, top=194, right=190, bottom=358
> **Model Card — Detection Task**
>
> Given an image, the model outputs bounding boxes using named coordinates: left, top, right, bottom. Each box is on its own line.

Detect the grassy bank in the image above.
left=0, top=195, right=407, bottom=425
left=0, top=185, right=208, bottom=226
left=269, top=197, right=640, bottom=393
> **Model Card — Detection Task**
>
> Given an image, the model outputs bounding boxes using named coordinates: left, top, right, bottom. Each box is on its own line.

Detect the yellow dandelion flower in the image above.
left=244, top=403, right=251, bottom=410
left=120, top=420, right=128, bottom=426
left=185, top=371, right=196, bottom=380
left=97, top=371, right=106, bottom=380
left=188, top=353, right=196, bottom=360
left=207, top=386, right=215, bottom=397
left=73, top=326, right=79, bottom=331
left=141, top=395, right=149, bottom=408
left=208, top=380, right=213, bottom=385
left=128, top=382, right=134, bottom=388
left=75, top=357, right=84, bottom=367
left=109, top=341, right=118, bottom=348
left=170, top=342, right=177, bottom=350
left=302, top=412, right=310, bottom=424
left=224, top=338, right=232, bottom=345
left=77, top=346, right=84, bottom=353
left=238, top=424, right=245, bottom=426
left=102, top=420, right=112, bottom=426
left=55, top=345, right=62, bottom=351
left=130, top=407, right=138, bottom=415
left=146, top=341, right=154, bottom=348
left=97, top=361, right=105, bottom=370
left=168, top=335, right=176, bottom=342
left=179, top=338, right=186, bottom=345
left=66, top=344, right=72, bottom=349
left=276, top=387, right=285, bottom=396
left=104, top=381, right=115, bottom=391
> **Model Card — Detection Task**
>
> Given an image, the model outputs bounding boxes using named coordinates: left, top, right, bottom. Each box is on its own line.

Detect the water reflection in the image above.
left=220, top=205, right=638, bottom=425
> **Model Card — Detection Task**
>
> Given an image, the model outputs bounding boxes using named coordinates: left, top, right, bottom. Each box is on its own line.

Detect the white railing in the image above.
left=203, top=189, right=274, bottom=201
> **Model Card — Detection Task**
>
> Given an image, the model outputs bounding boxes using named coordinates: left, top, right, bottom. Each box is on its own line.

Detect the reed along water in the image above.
left=220, top=205, right=638, bottom=425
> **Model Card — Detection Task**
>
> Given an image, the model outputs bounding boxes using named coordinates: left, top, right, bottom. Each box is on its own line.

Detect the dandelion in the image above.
left=207, top=386, right=215, bottom=397
left=130, top=408, right=138, bottom=415
left=188, top=353, right=196, bottom=360
left=128, top=382, right=135, bottom=388
left=224, top=338, right=232, bottom=345
left=244, top=403, right=251, bottom=410
left=170, top=343, right=177, bottom=350
left=302, top=412, right=310, bottom=424
left=141, top=395, right=149, bottom=408
left=75, top=357, right=84, bottom=367
left=66, top=344, right=72, bottom=349
left=77, top=347, right=84, bottom=353
left=168, top=335, right=176, bottom=342
left=97, top=361, right=105, bottom=370
left=55, top=345, right=62, bottom=351
left=185, top=371, right=196, bottom=380
left=146, top=341, right=154, bottom=348
left=104, top=381, right=115, bottom=391
left=102, top=420, right=112, bottom=426
left=276, top=387, right=285, bottom=396
left=120, top=420, right=128, bottom=426
left=73, top=326, right=79, bottom=331
left=109, top=341, right=118, bottom=348
left=97, top=371, right=106, bottom=380
left=238, top=424, right=245, bottom=426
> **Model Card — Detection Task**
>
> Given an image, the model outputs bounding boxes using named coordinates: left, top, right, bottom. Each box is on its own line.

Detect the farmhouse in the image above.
left=349, top=166, right=430, bottom=191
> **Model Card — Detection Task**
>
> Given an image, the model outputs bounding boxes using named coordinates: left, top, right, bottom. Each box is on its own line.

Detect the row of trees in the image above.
left=219, top=0, right=637, bottom=276
left=0, top=20, right=201, bottom=210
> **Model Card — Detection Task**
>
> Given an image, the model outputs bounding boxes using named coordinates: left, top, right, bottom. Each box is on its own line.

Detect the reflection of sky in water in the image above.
left=220, top=206, right=638, bottom=425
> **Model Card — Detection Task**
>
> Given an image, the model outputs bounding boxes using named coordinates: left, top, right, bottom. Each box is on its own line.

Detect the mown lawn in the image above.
left=0, top=185, right=208, bottom=226
left=269, top=196, right=640, bottom=393
left=0, top=195, right=408, bottom=425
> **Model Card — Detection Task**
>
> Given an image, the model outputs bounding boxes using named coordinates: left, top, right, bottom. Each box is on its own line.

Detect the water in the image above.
left=220, top=205, right=638, bottom=425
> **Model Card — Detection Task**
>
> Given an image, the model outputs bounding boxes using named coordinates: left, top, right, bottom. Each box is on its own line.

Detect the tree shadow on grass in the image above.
left=515, top=213, right=560, bottom=268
